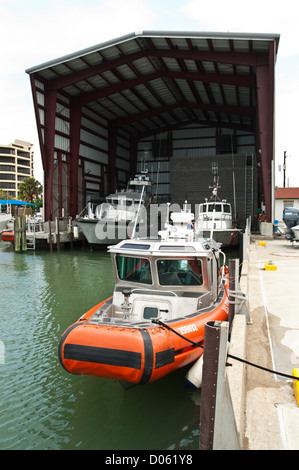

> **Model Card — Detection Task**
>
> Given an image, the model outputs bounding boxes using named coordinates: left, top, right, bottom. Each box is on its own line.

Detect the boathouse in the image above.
left=26, top=31, right=279, bottom=228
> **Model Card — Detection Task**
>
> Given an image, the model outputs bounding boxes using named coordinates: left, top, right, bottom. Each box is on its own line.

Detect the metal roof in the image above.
left=26, top=30, right=280, bottom=137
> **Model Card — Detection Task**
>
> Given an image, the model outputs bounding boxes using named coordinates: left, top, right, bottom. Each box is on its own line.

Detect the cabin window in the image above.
left=208, top=204, right=222, bottom=212
left=116, top=256, right=152, bottom=284
left=157, top=259, right=202, bottom=286
left=223, top=204, right=230, bottom=213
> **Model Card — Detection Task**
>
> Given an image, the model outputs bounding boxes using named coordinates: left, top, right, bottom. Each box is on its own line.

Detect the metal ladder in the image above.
left=26, top=220, right=36, bottom=250
left=245, top=154, right=254, bottom=219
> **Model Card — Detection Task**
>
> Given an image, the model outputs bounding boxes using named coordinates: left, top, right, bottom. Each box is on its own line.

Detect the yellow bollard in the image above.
left=259, top=241, right=266, bottom=246
left=265, top=261, right=277, bottom=271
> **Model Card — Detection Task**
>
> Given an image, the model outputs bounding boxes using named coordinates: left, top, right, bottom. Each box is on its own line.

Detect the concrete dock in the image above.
left=230, top=234, right=299, bottom=450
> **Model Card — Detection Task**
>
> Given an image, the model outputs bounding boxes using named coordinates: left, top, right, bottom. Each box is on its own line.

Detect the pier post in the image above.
left=48, top=220, right=53, bottom=252
left=199, top=321, right=240, bottom=450
left=56, top=217, right=60, bottom=251
left=14, top=215, right=27, bottom=252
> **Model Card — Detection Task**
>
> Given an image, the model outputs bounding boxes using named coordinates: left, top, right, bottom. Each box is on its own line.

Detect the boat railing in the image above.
left=77, top=203, right=89, bottom=218
left=130, top=287, right=178, bottom=297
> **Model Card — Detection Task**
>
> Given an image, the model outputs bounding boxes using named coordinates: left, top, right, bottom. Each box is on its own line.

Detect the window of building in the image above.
left=0, top=165, right=15, bottom=172
left=17, top=167, right=30, bottom=175
left=0, top=182, right=15, bottom=189
left=17, top=150, right=30, bottom=158
left=17, top=158, right=30, bottom=167
left=0, top=156, right=15, bottom=163
left=0, top=173, right=15, bottom=180
left=0, top=148, right=15, bottom=155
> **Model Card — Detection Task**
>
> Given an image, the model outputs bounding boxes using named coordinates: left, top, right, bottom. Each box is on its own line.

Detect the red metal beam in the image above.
left=30, top=75, right=47, bottom=172
left=69, top=104, right=82, bottom=218
left=136, top=118, right=253, bottom=140
left=43, top=88, right=57, bottom=220
left=108, top=121, right=117, bottom=193
left=130, top=136, right=138, bottom=177
left=71, top=70, right=255, bottom=107
left=116, top=101, right=254, bottom=127
left=46, top=49, right=264, bottom=92
left=256, top=48, right=275, bottom=221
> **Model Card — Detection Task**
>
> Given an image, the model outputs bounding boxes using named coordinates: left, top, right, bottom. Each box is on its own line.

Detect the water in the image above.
left=0, top=241, right=201, bottom=450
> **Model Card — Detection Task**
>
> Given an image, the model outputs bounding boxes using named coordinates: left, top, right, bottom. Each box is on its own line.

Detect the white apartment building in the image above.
left=0, top=139, right=34, bottom=198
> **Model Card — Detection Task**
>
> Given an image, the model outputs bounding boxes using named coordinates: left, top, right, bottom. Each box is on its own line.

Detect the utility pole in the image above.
left=283, top=151, right=287, bottom=188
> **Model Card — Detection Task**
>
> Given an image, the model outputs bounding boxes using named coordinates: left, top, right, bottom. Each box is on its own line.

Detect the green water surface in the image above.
left=0, top=241, right=201, bottom=450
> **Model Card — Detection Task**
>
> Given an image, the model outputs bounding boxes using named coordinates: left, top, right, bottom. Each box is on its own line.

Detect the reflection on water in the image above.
left=0, top=242, right=200, bottom=450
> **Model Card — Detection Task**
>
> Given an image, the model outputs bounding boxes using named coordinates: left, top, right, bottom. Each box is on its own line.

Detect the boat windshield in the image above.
left=207, top=203, right=222, bottom=212
left=157, top=259, right=203, bottom=286
left=116, top=255, right=152, bottom=284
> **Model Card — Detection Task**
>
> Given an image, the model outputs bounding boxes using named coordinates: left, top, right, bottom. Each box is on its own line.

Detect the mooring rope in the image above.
left=152, top=319, right=299, bottom=382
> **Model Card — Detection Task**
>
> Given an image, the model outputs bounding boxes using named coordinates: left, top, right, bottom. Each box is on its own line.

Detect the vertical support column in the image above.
left=256, top=43, right=275, bottom=222
left=44, top=87, right=57, bottom=221
left=69, top=104, right=82, bottom=218
left=108, top=120, right=117, bottom=193
left=130, top=136, right=138, bottom=178
left=30, top=75, right=47, bottom=171
left=57, top=152, right=62, bottom=218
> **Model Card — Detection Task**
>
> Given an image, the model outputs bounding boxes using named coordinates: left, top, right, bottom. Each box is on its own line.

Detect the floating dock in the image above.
left=2, top=216, right=85, bottom=251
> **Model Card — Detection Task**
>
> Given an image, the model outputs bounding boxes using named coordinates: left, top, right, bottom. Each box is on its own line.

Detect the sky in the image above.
left=0, top=0, right=298, bottom=187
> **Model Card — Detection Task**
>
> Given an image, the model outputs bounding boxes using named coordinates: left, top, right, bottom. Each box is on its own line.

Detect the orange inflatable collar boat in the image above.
left=58, top=208, right=229, bottom=385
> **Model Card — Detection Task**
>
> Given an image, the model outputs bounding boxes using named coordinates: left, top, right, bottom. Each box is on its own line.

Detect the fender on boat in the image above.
left=1, top=231, right=14, bottom=243
left=58, top=283, right=229, bottom=385
left=185, top=355, right=204, bottom=389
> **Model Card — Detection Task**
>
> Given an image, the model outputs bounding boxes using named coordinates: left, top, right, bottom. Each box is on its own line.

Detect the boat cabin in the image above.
left=197, top=201, right=233, bottom=229
left=92, top=237, right=223, bottom=325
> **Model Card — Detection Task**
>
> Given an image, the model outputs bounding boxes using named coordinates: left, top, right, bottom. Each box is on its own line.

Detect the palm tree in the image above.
left=18, top=177, right=43, bottom=205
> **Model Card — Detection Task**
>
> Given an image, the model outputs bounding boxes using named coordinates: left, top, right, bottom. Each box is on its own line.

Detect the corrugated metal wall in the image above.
left=34, top=75, right=257, bottom=220
left=137, top=124, right=256, bottom=218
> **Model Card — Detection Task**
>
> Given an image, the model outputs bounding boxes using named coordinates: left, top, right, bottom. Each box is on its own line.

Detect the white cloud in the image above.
left=0, top=0, right=159, bottom=182
left=179, top=0, right=299, bottom=58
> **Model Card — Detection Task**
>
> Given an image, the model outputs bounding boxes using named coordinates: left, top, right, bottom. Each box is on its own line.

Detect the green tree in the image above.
left=18, top=177, right=43, bottom=205
left=0, top=189, right=12, bottom=200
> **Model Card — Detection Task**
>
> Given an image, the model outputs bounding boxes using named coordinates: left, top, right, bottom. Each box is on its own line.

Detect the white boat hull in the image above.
left=0, top=214, right=12, bottom=233
left=198, top=228, right=241, bottom=246
left=76, top=218, right=130, bottom=246
left=290, top=225, right=299, bottom=241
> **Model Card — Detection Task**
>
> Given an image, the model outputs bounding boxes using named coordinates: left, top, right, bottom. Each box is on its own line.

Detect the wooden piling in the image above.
left=14, top=215, right=27, bottom=252
left=55, top=217, right=60, bottom=251
left=199, top=320, right=240, bottom=450
left=48, top=220, right=53, bottom=252
left=199, top=321, right=221, bottom=450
